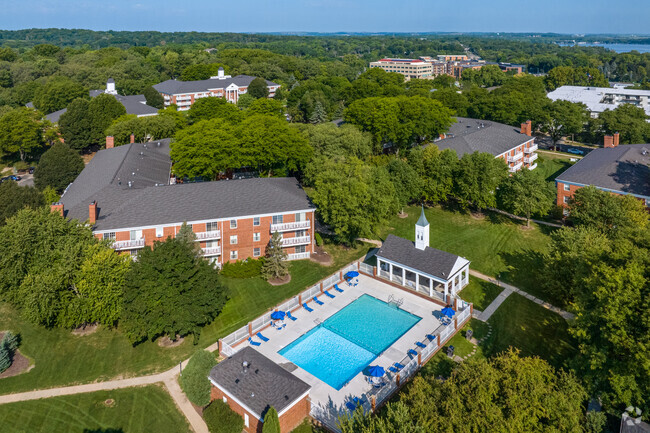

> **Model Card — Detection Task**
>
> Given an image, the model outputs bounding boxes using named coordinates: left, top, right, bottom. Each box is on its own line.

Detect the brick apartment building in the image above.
left=370, top=56, right=525, bottom=81
left=153, top=68, right=280, bottom=110
left=555, top=136, right=650, bottom=209
left=432, top=117, right=538, bottom=172
left=54, top=139, right=316, bottom=264
left=209, top=347, right=311, bottom=433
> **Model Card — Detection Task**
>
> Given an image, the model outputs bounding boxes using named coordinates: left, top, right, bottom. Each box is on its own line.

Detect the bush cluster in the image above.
left=220, top=258, right=264, bottom=279
left=203, top=400, right=244, bottom=433
left=180, top=350, right=217, bottom=407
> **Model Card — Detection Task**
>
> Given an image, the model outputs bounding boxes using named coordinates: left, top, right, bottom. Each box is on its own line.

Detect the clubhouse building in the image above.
left=53, top=140, right=316, bottom=264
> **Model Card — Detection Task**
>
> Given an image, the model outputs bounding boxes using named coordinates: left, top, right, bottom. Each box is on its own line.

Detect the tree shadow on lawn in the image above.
left=498, top=250, right=563, bottom=306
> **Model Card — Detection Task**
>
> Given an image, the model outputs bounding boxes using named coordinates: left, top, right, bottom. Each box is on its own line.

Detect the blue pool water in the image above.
left=279, top=294, right=421, bottom=390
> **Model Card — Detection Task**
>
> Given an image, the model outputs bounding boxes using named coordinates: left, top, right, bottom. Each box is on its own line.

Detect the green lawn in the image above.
left=382, top=205, right=554, bottom=296
left=485, top=293, right=577, bottom=370
left=0, top=241, right=371, bottom=395
left=0, top=385, right=190, bottom=433
left=535, top=152, right=575, bottom=184
left=457, top=276, right=503, bottom=311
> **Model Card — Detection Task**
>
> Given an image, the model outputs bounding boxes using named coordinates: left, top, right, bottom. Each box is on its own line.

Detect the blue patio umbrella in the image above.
left=345, top=271, right=359, bottom=279
left=270, top=310, right=286, bottom=320
left=367, top=365, right=385, bottom=377
left=441, top=307, right=456, bottom=318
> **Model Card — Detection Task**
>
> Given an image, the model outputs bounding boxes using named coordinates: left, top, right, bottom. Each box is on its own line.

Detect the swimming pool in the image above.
left=278, top=294, right=421, bottom=390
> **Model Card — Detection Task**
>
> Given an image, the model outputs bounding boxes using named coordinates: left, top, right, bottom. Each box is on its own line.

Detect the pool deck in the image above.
left=239, top=274, right=444, bottom=420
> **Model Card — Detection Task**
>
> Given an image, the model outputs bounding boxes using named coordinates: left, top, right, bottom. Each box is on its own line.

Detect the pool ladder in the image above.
left=387, top=295, right=404, bottom=307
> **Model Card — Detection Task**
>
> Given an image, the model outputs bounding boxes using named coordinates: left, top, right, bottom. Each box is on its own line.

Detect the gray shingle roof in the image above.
left=45, top=108, right=68, bottom=123
left=556, top=143, right=650, bottom=198
left=45, top=93, right=158, bottom=123
left=153, top=75, right=279, bottom=95
left=432, top=117, right=533, bottom=158
left=376, top=234, right=468, bottom=281
left=61, top=141, right=313, bottom=231
left=209, top=347, right=310, bottom=418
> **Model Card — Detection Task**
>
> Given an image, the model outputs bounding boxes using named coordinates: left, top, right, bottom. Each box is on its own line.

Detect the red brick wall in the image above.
left=556, top=181, right=581, bottom=207
left=210, top=385, right=310, bottom=433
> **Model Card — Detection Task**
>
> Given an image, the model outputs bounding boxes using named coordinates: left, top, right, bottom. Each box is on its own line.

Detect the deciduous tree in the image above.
left=247, top=77, right=269, bottom=99
left=33, top=77, right=86, bottom=114
left=0, top=107, right=44, bottom=161
left=33, top=142, right=84, bottom=193
left=143, top=86, right=164, bottom=109
left=453, top=152, right=508, bottom=211
left=497, top=168, right=555, bottom=227
left=541, top=100, right=589, bottom=147
left=0, top=181, right=44, bottom=226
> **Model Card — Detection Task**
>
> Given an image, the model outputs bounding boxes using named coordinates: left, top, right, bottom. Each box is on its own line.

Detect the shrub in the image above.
left=203, top=400, right=244, bottom=433
left=314, top=232, right=323, bottom=247
left=180, top=350, right=217, bottom=406
left=262, top=406, right=280, bottom=433
left=0, top=331, right=20, bottom=373
left=220, top=258, right=264, bottom=278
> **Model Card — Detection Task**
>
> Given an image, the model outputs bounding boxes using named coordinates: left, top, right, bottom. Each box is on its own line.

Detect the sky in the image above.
left=0, top=0, right=648, bottom=34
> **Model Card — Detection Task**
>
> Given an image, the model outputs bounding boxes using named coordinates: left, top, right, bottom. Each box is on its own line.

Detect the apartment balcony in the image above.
left=112, top=239, right=145, bottom=251
left=287, top=252, right=310, bottom=261
left=195, top=230, right=221, bottom=241
left=270, top=220, right=311, bottom=232
left=176, top=100, right=191, bottom=106
left=201, top=246, right=221, bottom=257
left=176, top=95, right=191, bottom=101
left=280, top=236, right=311, bottom=247
left=508, top=161, right=524, bottom=173
left=524, top=153, right=538, bottom=164
left=507, top=152, right=524, bottom=163
left=524, top=144, right=538, bottom=154
left=527, top=163, right=538, bottom=170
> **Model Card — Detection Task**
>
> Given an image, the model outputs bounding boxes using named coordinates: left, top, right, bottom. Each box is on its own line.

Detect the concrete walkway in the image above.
left=469, top=270, right=574, bottom=321
left=0, top=361, right=210, bottom=433
left=477, top=287, right=513, bottom=321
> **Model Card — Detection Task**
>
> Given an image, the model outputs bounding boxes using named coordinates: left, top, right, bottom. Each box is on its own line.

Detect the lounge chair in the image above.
left=346, top=401, right=358, bottom=412
left=324, top=290, right=335, bottom=299
left=248, top=337, right=261, bottom=346
left=314, top=297, right=324, bottom=305
left=276, top=323, right=286, bottom=331
left=287, top=311, right=297, bottom=321
left=408, top=349, right=418, bottom=357
left=426, top=334, right=436, bottom=341
left=257, top=332, right=269, bottom=342
left=334, top=284, right=344, bottom=293
left=388, top=366, right=399, bottom=374
left=303, top=303, right=314, bottom=312
left=394, top=362, right=405, bottom=369
left=416, top=342, right=427, bottom=349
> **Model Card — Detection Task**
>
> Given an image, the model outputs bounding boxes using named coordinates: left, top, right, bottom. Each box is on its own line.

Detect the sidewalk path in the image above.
left=477, top=287, right=513, bottom=321
left=469, top=270, right=574, bottom=321
left=0, top=360, right=210, bottom=433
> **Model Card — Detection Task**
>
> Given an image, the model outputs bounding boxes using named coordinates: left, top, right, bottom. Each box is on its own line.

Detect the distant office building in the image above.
left=368, top=58, right=434, bottom=79
left=548, top=85, right=650, bottom=118
left=437, top=54, right=469, bottom=62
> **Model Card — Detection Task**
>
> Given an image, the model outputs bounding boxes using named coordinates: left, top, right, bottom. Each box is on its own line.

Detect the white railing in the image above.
left=509, top=161, right=523, bottom=172
left=287, top=252, right=310, bottom=261
left=341, top=263, right=359, bottom=275
left=195, top=230, right=221, bottom=241
left=310, top=405, right=343, bottom=433
left=439, top=322, right=455, bottom=344
left=112, top=239, right=145, bottom=250
left=524, top=153, right=538, bottom=164
left=322, top=274, right=340, bottom=290
left=221, top=341, right=236, bottom=357
left=201, top=247, right=221, bottom=256
left=300, top=284, right=322, bottom=302
left=251, top=314, right=273, bottom=334
left=278, top=296, right=300, bottom=313
left=507, top=152, right=524, bottom=163
left=379, top=269, right=390, bottom=279
left=359, top=262, right=374, bottom=275
left=400, top=357, right=419, bottom=380
left=527, top=163, right=538, bottom=170
left=281, top=236, right=311, bottom=247
left=524, top=143, right=538, bottom=153
left=270, top=220, right=310, bottom=232
left=456, top=306, right=471, bottom=325
left=221, top=324, right=249, bottom=347
left=420, top=339, right=439, bottom=362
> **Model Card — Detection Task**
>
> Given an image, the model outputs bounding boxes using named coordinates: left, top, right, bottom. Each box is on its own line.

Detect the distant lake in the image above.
left=559, top=42, right=650, bottom=53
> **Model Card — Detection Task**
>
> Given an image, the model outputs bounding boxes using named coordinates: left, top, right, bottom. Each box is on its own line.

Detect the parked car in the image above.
left=567, top=148, right=584, bottom=155
left=28, top=166, right=35, bottom=174
left=8, top=175, right=21, bottom=181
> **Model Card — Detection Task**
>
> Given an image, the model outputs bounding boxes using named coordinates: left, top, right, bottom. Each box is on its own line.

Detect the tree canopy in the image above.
left=0, top=107, right=44, bottom=161
left=33, top=142, right=85, bottom=193
left=497, top=168, right=555, bottom=227
left=0, top=180, right=44, bottom=226
left=453, top=151, right=509, bottom=211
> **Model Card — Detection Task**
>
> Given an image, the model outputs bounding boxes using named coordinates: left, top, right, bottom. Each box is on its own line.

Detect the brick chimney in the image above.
left=520, top=120, right=532, bottom=136
left=106, top=136, right=114, bottom=149
left=604, top=135, right=615, bottom=148
left=130, top=133, right=135, bottom=144
left=50, top=202, right=64, bottom=216
left=613, top=132, right=620, bottom=147
left=89, top=201, right=97, bottom=224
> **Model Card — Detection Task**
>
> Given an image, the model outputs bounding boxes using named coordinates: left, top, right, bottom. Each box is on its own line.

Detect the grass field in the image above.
left=0, top=385, right=190, bottom=433
left=0, top=241, right=371, bottom=395
left=457, top=277, right=503, bottom=311
left=382, top=205, right=554, bottom=296
left=485, top=293, right=577, bottom=370
left=535, top=153, right=575, bottom=184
